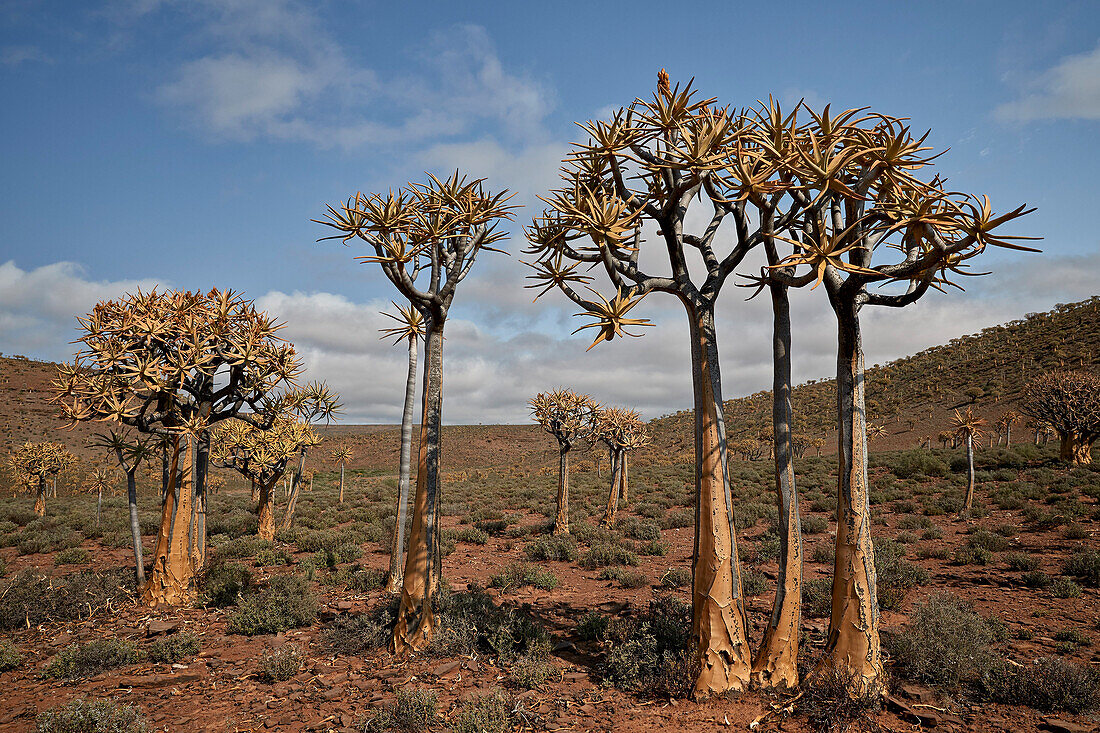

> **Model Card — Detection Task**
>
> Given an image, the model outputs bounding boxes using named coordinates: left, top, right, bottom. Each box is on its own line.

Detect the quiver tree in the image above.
left=52, top=288, right=302, bottom=607
left=616, top=412, right=650, bottom=505
left=757, top=100, right=1036, bottom=694
left=93, top=431, right=157, bottom=585
left=997, top=411, right=1021, bottom=446
left=950, top=407, right=986, bottom=512
left=279, top=382, right=340, bottom=533
left=530, top=388, right=597, bottom=535
left=211, top=415, right=319, bottom=541
left=331, top=445, right=353, bottom=504
left=8, top=442, right=73, bottom=516
left=86, top=467, right=117, bottom=529
left=589, top=406, right=642, bottom=528
left=379, top=302, right=426, bottom=594
left=318, top=172, right=514, bottom=654
left=1021, top=371, right=1100, bottom=465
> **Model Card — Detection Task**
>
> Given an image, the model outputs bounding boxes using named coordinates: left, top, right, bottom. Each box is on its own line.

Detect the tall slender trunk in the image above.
left=338, top=464, right=345, bottom=504
left=143, top=434, right=197, bottom=607
left=257, top=477, right=277, bottom=541
left=600, top=449, right=622, bottom=528
left=619, top=451, right=629, bottom=503
left=280, top=449, right=306, bottom=533
left=34, top=476, right=46, bottom=516
left=753, top=282, right=802, bottom=689
left=553, top=443, right=571, bottom=535
left=392, top=322, right=443, bottom=653
left=191, top=431, right=209, bottom=570
left=963, top=434, right=976, bottom=511
left=387, top=334, right=418, bottom=594
left=687, top=301, right=751, bottom=698
left=814, top=297, right=884, bottom=694
left=51, top=478, right=56, bottom=498
left=96, top=488, right=103, bottom=528
left=127, top=468, right=145, bottom=586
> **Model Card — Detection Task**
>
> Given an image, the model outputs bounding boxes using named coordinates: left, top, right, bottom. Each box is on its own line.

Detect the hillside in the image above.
left=2, top=295, right=1099, bottom=475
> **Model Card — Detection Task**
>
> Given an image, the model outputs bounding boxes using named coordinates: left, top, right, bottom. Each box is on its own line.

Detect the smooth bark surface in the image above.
left=126, top=469, right=145, bottom=586
left=393, top=324, right=443, bottom=654
left=963, top=435, right=976, bottom=510
left=688, top=304, right=752, bottom=697
left=600, top=450, right=622, bottom=528
left=387, top=335, right=418, bottom=594
left=554, top=445, right=570, bottom=535
left=619, top=451, right=629, bottom=504
left=753, top=282, right=802, bottom=689
left=814, top=299, right=884, bottom=693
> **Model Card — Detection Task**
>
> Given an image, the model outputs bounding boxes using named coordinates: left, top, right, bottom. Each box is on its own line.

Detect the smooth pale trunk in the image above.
left=96, top=488, right=103, bottom=528
left=963, top=434, right=976, bottom=511
left=600, top=450, right=622, bottom=528
left=619, top=451, right=629, bottom=503
left=387, top=334, right=418, bottom=594
left=143, top=434, right=197, bottom=607
left=814, top=299, right=884, bottom=693
left=127, top=468, right=145, bottom=586
left=393, top=324, right=443, bottom=653
left=687, top=301, right=752, bottom=698
left=280, top=450, right=306, bottom=533
left=338, top=464, right=345, bottom=504
left=34, top=476, right=46, bottom=516
left=553, top=443, right=571, bottom=535
left=191, top=433, right=209, bottom=569
left=753, top=282, right=802, bottom=689
left=257, top=478, right=277, bottom=541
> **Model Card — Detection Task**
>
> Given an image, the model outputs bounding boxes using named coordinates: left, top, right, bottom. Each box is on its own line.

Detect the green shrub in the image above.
left=253, top=546, right=293, bottom=567
left=322, top=565, right=387, bottom=593
left=259, top=645, right=303, bottom=682
left=523, top=534, right=578, bottom=562
left=146, top=633, right=200, bottom=664
left=451, top=527, right=490, bottom=545
left=1053, top=629, right=1091, bottom=647
left=802, top=516, right=828, bottom=534
left=227, top=574, right=317, bottom=635
left=876, top=554, right=930, bottom=611
left=602, top=595, right=693, bottom=697
left=488, top=562, right=557, bottom=592
left=799, top=662, right=882, bottom=733
left=636, top=539, right=669, bottom=556
left=44, top=638, right=140, bottom=679
left=427, top=586, right=550, bottom=662
left=619, top=518, right=661, bottom=541
left=198, top=560, right=252, bottom=607
left=323, top=608, right=396, bottom=656
left=741, top=567, right=768, bottom=597
left=892, top=452, right=949, bottom=479
left=659, top=566, right=691, bottom=589
left=0, top=569, right=132, bottom=631
left=1052, top=577, right=1082, bottom=599
left=1005, top=552, right=1040, bottom=572
left=883, top=592, right=1003, bottom=692
left=598, top=567, right=648, bottom=588
left=56, top=547, right=89, bottom=565
left=1064, top=550, right=1100, bottom=587
left=1022, top=570, right=1053, bottom=588
left=1064, top=524, right=1088, bottom=540
left=967, top=529, right=1010, bottom=552
left=953, top=545, right=992, bottom=566
left=810, top=545, right=835, bottom=564
left=450, top=691, right=513, bottom=733
left=576, top=612, right=609, bottom=642
left=989, top=657, right=1100, bottom=713
left=362, top=688, right=437, bottom=732
left=0, top=639, right=22, bottom=671
left=509, top=637, right=557, bottom=688
left=580, top=543, right=639, bottom=569
left=214, top=536, right=271, bottom=559
left=802, top=578, right=832, bottom=619
left=660, top=509, right=692, bottom=529
left=36, top=698, right=146, bottom=733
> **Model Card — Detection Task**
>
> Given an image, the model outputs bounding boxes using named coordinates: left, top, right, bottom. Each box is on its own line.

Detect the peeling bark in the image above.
left=338, top=463, right=345, bottom=504
left=688, top=303, right=751, bottom=698
left=619, top=451, right=629, bottom=504
left=554, top=444, right=571, bottom=535
left=753, top=282, right=802, bottom=689
left=392, top=324, right=443, bottom=654
left=34, top=476, right=45, bottom=517
left=142, top=434, right=197, bottom=607
left=1059, top=432, right=1095, bottom=465
left=813, top=298, right=884, bottom=694
left=257, top=478, right=277, bottom=541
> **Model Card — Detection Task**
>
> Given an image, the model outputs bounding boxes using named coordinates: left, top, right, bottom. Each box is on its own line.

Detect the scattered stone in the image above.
left=898, top=682, right=936, bottom=703
left=335, top=600, right=355, bottom=611
left=884, top=695, right=961, bottom=728
left=146, top=620, right=180, bottom=636
left=432, top=660, right=461, bottom=677
left=1039, top=718, right=1092, bottom=733
left=118, top=672, right=205, bottom=689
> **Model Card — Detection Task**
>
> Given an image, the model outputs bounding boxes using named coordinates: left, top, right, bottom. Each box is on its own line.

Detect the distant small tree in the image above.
left=593, top=406, right=643, bottom=528
left=86, top=467, right=116, bottom=530
left=93, top=431, right=157, bottom=585
left=8, top=442, right=74, bottom=517
left=867, top=424, right=888, bottom=444
left=950, top=407, right=986, bottom=512
left=617, top=415, right=650, bottom=504
left=331, top=445, right=353, bottom=504
left=997, top=411, right=1021, bottom=445
left=530, top=388, right=598, bottom=535
left=279, top=383, right=341, bottom=533
left=1021, top=371, right=1100, bottom=465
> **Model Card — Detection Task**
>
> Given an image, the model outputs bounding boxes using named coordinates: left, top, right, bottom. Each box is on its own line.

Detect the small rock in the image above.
left=145, top=620, right=179, bottom=637
left=1039, top=718, right=1092, bottom=733
left=335, top=600, right=355, bottom=611
left=898, top=682, right=936, bottom=703
left=552, top=641, right=576, bottom=653
left=432, top=660, right=461, bottom=677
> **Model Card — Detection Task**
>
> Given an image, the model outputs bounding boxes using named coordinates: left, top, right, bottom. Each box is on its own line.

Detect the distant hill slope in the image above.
left=649, top=295, right=1100, bottom=457
left=3, top=295, right=1099, bottom=471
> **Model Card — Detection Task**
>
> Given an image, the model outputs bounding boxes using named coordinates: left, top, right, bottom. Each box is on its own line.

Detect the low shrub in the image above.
left=619, top=518, right=661, bottom=541
left=602, top=595, right=693, bottom=697
left=56, top=547, right=89, bottom=565
left=523, top=534, right=578, bottom=562
left=362, top=687, right=437, bottom=732
left=953, top=545, right=992, bottom=566
left=802, top=578, right=832, bottom=619
left=799, top=661, right=881, bottom=733
left=1052, top=577, right=1082, bottom=599
left=1064, top=549, right=1100, bottom=587
left=322, top=565, right=387, bottom=593
left=509, top=637, right=557, bottom=688
left=598, top=567, right=648, bottom=588
left=660, top=509, right=693, bottom=529
left=198, top=560, right=252, bottom=608
left=227, top=574, right=317, bottom=635
left=576, top=612, right=609, bottom=642
left=259, top=645, right=303, bottom=682
left=146, top=633, right=200, bottom=664
left=324, top=606, right=396, bottom=656
left=451, top=527, right=490, bottom=545
left=1005, top=552, right=1040, bottom=572
left=450, top=691, right=513, bottom=733
left=876, top=554, right=930, bottom=611
left=741, top=567, right=768, bottom=597
left=967, top=529, right=1010, bottom=552
left=636, top=539, right=669, bottom=556
left=580, top=543, right=639, bottom=569
left=0, top=569, right=132, bottom=631
left=989, top=656, right=1100, bottom=713
left=488, top=562, right=557, bottom=592
left=427, top=586, right=551, bottom=662
left=36, top=698, right=146, bottom=733
left=801, top=516, right=828, bottom=534
left=1022, top=571, right=1053, bottom=589
left=659, top=566, right=691, bottom=589
left=44, top=638, right=140, bottom=679
left=0, top=639, right=22, bottom=671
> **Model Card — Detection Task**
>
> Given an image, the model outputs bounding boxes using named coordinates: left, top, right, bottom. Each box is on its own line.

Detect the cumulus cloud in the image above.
left=995, top=42, right=1100, bottom=122
left=3, top=255, right=1097, bottom=424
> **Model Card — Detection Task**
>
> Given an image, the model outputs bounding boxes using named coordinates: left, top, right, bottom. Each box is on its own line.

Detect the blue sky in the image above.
left=1, top=1, right=1099, bottom=423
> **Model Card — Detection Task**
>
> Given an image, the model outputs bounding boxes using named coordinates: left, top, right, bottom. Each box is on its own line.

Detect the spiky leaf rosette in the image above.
left=530, top=388, right=599, bottom=445
left=8, top=442, right=74, bottom=492
left=210, top=415, right=320, bottom=488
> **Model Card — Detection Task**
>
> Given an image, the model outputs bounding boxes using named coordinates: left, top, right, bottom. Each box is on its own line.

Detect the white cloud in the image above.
left=995, top=42, right=1100, bottom=122
left=3, top=254, right=1097, bottom=424
left=1, top=45, right=51, bottom=66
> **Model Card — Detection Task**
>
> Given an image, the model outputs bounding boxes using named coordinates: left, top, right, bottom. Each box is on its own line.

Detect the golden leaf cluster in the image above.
left=8, top=442, right=74, bottom=490
left=210, top=415, right=319, bottom=487
left=530, top=388, right=599, bottom=444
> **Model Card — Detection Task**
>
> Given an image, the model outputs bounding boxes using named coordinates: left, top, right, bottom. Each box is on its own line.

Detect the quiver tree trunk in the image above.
left=554, top=443, right=571, bottom=535
left=963, top=434, right=976, bottom=511
left=190, top=432, right=209, bottom=570
left=392, top=323, right=442, bottom=654
left=250, top=479, right=259, bottom=504
left=126, top=468, right=145, bottom=586
left=257, top=478, right=277, bottom=541
left=1058, top=432, right=1095, bottom=465
left=753, top=282, right=802, bottom=689
left=143, top=434, right=198, bottom=607
left=619, top=451, right=629, bottom=503
left=280, top=450, right=306, bottom=533
left=96, top=488, right=103, bottom=528
left=600, top=450, right=622, bottom=528
left=34, top=476, right=46, bottom=517
left=688, top=302, right=752, bottom=698
left=338, top=464, right=345, bottom=504
left=387, top=332, right=418, bottom=594
left=814, top=299, right=884, bottom=694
